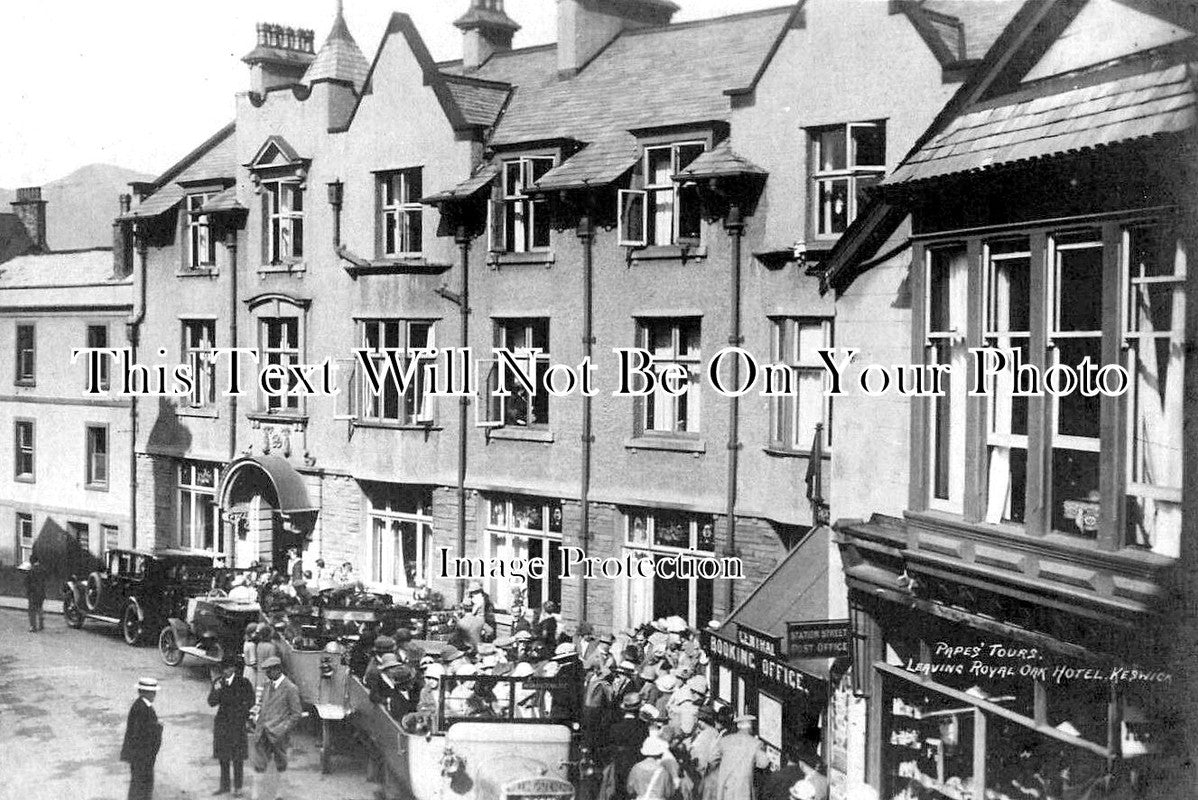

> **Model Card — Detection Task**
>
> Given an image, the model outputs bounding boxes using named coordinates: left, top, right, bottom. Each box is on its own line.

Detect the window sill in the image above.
left=246, top=411, right=308, bottom=425
left=175, top=405, right=220, bottom=419
left=625, top=435, right=706, bottom=454
left=488, top=251, right=555, bottom=268
left=489, top=427, right=554, bottom=443
left=14, top=475, right=34, bottom=484
left=257, top=262, right=306, bottom=275
left=177, top=267, right=219, bottom=278
left=629, top=245, right=707, bottom=262
left=85, top=483, right=110, bottom=493
left=348, top=257, right=453, bottom=277
left=764, top=445, right=832, bottom=459
left=352, top=420, right=443, bottom=432
left=13, top=380, right=36, bottom=388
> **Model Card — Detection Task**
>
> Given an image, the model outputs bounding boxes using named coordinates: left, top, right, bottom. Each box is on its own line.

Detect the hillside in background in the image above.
left=0, top=164, right=153, bottom=251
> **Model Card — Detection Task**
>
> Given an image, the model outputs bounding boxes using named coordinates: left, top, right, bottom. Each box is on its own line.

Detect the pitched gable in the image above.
left=1024, top=0, right=1193, bottom=81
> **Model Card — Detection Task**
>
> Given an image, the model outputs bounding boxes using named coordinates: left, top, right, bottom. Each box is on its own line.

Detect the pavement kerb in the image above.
left=0, top=595, right=59, bottom=614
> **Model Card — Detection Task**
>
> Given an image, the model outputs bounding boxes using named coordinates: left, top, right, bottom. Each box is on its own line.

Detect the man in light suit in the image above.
left=250, top=656, right=303, bottom=800
left=120, top=677, right=163, bottom=800
left=713, top=715, right=771, bottom=800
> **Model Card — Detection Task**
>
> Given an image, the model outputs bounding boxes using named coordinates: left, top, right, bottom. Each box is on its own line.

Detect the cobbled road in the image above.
left=0, top=608, right=378, bottom=800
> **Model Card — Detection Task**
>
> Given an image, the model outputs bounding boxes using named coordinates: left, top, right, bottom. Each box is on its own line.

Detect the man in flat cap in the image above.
left=714, top=714, right=771, bottom=800
left=120, top=677, right=163, bottom=800
left=250, top=656, right=302, bottom=800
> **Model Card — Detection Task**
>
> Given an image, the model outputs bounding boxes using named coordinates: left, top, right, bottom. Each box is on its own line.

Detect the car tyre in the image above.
left=121, top=602, right=145, bottom=646
left=63, top=594, right=85, bottom=629
left=159, top=626, right=185, bottom=666
left=84, top=572, right=105, bottom=612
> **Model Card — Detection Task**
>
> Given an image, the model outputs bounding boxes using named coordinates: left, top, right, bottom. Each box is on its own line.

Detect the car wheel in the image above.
left=121, top=602, right=145, bottom=646
left=159, top=627, right=184, bottom=666
left=63, top=594, right=85, bottom=629
left=84, top=572, right=104, bottom=612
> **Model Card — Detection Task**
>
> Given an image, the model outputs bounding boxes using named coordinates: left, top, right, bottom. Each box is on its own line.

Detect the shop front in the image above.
left=705, top=529, right=848, bottom=767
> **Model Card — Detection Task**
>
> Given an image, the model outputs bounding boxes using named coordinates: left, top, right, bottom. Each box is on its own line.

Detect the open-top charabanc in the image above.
left=358, top=670, right=586, bottom=800
left=159, top=594, right=262, bottom=667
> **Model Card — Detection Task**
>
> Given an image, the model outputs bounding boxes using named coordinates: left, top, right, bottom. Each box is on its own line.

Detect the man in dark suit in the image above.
left=250, top=656, right=303, bottom=800
left=209, top=654, right=255, bottom=795
left=23, top=554, right=47, bottom=632
left=120, top=677, right=163, bottom=800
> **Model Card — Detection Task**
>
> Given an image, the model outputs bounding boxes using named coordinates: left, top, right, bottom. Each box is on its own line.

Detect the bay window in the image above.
left=916, top=219, right=1186, bottom=556
left=367, top=484, right=433, bottom=591
left=486, top=496, right=563, bottom=612
left=493, top=156, right=554, bottom=253
left=619, top=141, right=706, bottom=247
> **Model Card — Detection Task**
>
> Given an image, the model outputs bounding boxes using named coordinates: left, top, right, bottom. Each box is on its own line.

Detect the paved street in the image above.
left=0, top=608, right=377, bottom=800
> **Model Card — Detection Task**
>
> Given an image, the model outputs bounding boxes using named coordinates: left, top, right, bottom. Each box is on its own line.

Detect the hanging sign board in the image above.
left=787, top=619, right=851, bottom=659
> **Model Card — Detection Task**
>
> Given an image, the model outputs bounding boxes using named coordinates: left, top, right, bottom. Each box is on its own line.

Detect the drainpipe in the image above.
left=225, top=227, right=239, bottom=461
left=724, top=203, right=744, bottom=613
left=126, top=224, right=148, bottom=549
left=577, top=211, right=596, bottom=623
left=455, top=225, right=472, bottom=604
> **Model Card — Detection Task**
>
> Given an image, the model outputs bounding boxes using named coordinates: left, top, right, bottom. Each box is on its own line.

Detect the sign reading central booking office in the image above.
left=708, top=634, right=811, bottom=694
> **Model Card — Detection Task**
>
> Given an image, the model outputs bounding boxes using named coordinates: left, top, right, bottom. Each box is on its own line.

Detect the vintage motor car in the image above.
left=63, top=548, right=217, bottom=646
left=159, top=594, right=262, bottom=667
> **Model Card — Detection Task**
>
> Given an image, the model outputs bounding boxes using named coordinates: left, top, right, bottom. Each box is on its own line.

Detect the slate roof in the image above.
left=302, top=10, right=370, bottom=92
left=200, top=186, right=246, bottom=214
left=124, top=125, right=238, bottom=220
left=887, top=52, right=1198, bottom=184
left=481, top=8, right=794, bottom=146
left=423, top=163, right=503, bottom=204
left=443, top=75, right=512, bottom=128
left=438, top=44, right=559, bottom=90
left=0, top=249, right=126, bottom=288
left=532, top=133, right=642, bottom=192
left=675, top=140, right=767, bottom=180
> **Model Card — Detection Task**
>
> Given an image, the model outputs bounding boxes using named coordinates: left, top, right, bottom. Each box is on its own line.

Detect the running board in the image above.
left=179, top=646, right=220, bottom=662
left=86, top=614, right=121, bottom=624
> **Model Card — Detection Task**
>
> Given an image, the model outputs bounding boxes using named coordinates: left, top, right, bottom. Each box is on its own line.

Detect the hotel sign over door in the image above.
left=787, top=619, right=851, bottom=659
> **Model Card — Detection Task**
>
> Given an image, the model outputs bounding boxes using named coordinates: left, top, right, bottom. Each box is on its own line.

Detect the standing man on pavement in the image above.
left=23, top=554, right=47, bottom=632
left=209, top=654, right=256, bottom=796
left=120, top=677, right=163, bottom=800
left=250, top=656, right=303, bottom=800
left=713, top=715, right=771, bottom=800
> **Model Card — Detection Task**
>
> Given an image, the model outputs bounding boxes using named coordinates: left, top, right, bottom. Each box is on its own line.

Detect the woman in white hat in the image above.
left=628, top=736, right=676, bottom=800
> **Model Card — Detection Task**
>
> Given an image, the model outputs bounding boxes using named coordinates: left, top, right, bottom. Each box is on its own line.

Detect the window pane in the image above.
left=1055, top=242, right=1103, bottom=331
left=405, top=169, right=423, bottom=203
left=796, top=371, right=823, bottom=450
left=646, top=148, right=673, bottom=186
left=653, top=512, right=689, bottom=548
left=817, top=128, right=847, bottom=171
left=796, top=322, right=825, bottom=363
left=817, top=179, right=849, bottom=235
left=628, top=513, right=649, bottom=546
left=404, top=209, right=423, bottom=254
left=1051, top=449, right=1101, bottom=537
left=985, top=445, right=1027, bottom=524
left=677, top=143, right=705, bottom=172
left=1056, top=338, right=1101, bottom=439
left=854, top=173, right=881, bottom=220
left=928, top=245, right=967, bottom=334
left=620, top=191, right=645, bottom=243
left=678, top=183, right=702, bottom=241
left=850, top=124, right=885, bottom=167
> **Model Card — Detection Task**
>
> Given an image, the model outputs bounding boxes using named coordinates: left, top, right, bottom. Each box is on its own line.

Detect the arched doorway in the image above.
left=218, top=455, right=318, bottom=571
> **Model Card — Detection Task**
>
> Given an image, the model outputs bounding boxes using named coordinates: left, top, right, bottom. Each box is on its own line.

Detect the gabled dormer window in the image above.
left=490, top=156, right=555, bottom=254
left=810, top=121, right=886, bottom=239
left=379, top=168, right=423, bottom=258
left=619, top=141, right=706, bottom=247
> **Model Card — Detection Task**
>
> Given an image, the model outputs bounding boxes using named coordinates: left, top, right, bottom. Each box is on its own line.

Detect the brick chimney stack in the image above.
left=242, top=22, right=318, bottom=94
left=11, top=187, right=47, bottom=253
left=455, top=0, right=520, bottom=72
left=113, top=194, right=133, bottom=278
left=557, top=0, right=678, bottom=78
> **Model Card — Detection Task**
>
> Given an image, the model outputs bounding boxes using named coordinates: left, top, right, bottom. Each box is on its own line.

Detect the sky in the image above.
left=0, top=0, right=789, bottom=188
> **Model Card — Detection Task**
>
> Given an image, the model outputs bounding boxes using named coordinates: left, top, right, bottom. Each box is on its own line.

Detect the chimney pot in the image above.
left=11, top=186, right=47, bottom=252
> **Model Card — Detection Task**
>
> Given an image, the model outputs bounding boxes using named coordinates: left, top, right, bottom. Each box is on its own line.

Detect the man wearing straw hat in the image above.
left=120, top=677, right=163, bottom=800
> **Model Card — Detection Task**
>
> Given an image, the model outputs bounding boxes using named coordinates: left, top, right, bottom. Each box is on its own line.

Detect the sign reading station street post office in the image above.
left=787, top=620, right=852, bottom=659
